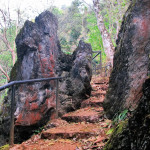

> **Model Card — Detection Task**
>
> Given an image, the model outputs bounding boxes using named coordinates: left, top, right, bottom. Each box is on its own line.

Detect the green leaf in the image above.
left=106, top=128, right=114, bottom=135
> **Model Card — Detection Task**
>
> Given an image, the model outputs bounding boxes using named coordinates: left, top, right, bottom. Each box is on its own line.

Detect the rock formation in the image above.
left=104, top=78, right=150, bottom=150
left=0, top=11, right=92, bottom=145
left=12, top=11, right=61, bottom=127
left=58, top=40, right=92, bottom=114
left=104, top=0, right=150, bottom=119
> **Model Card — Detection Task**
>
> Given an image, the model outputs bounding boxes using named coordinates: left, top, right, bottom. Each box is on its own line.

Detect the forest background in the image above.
left=0, top=0, right=130, bottom=105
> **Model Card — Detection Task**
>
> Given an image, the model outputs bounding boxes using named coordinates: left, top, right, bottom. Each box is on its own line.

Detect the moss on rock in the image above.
left=0, top=144, right=9, bottom=150
left=104, top=120, right=128, bottom=150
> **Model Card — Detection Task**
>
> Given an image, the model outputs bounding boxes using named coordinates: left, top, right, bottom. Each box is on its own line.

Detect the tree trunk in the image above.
left=93, top=0, right=114, bottom=66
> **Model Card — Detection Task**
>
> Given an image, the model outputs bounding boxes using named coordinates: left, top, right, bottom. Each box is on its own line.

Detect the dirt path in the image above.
left=10, top=76, right=112, bottom=150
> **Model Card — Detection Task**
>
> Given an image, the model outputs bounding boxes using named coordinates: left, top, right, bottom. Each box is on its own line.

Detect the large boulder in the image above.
left=104, top=0, right=150, bottom=119
left=12, top=11, right=61, bottom=126
left=58, top=40, right=92, bottom=114
left=0, top=11, right=61, bottom=145
left=0, top=11, right=92, bottom=145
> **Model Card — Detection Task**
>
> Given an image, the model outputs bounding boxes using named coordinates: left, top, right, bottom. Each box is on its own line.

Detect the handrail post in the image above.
left=100, top=51, right=102, bottom=70
left=9, top=85, right=15, bottom=146
left=55, top=79, right=59, bottom=118
left=105, top=66, right=107, bottom=77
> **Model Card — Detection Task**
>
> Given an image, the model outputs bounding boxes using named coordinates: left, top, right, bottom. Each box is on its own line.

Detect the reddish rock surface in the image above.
left=41, top=122, right=101, bottom=140
left=81, top=96, right=105, bottom=107
left=44, top=118, right=69, bottom=129
left=104, top=0, right=150, bottom=119
left=10, top=139, right=81, bottom=150
left=11, top=11, right=60, bottom=126
left=7, top=12, right=92, bottom=129
left=81, top=77, right=108, bottom=108
left=62, top=107, right=104, bottom=123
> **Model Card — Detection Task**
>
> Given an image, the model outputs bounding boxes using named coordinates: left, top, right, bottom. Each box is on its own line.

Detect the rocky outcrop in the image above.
left=13, top=11, right=60, bottom=127
left=58, top=40, right=92, bottom=114
left=104, top=78, right=150, bottom=150
left=104, top=0, right=150, bottom=119
left=0, top=11, right=92, bottom=145
left=0, top=11, right=61, bottom=145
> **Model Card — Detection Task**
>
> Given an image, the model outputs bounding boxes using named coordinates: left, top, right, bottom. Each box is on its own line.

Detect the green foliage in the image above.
left=86, top=0, right=130, bottom=65
left=0, top=24, right=17, bottom=85
left=104, top=119, right=128, bottom=150
left=86, top=12, right=106, bottom=63
left=0, top=144, right=9, bottom=150
left=51, top=7, right=63, bottom=16
left=105, top=109, right=128, bottom=137
left=33, top=126, right=44, bottom=134
left=6, top=25, right=17, bottom=48
left=69, top=28, right=81, bottom=44
left=49, top=0, right=129, bottom=59
left=106, top=128, right=114, bottom=135
left=113, top=109, right=128, bottom=125
left=64, top=51, right=72, bottom=55
left=106, top=109, right=128, bottom=136
left=0, top=51, right=13, bottom=68
left=50, top=0, right=83, bottom=53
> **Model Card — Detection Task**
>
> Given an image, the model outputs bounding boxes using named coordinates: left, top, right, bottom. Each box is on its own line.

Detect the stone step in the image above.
left=81, top=96, right=105, bottom=108
left=10, top=138, right=81, bottom=150
left=62, top=107, right=104, bottom=123
left=44, top=118, right=69, bottom=130
left=91, top=77, right=109, bottom=85
left=91, top=90, right=106, bottom=97
left=92, top=84, right=108, bottom=91
left=41, top=122, right=102, bottom=140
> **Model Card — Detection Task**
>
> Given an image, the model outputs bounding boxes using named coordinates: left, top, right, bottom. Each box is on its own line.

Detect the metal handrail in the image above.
left=0, top=76, right=64, bottom=145
left=92, top=51, right=102, bottom=73
left=0, top=77, right=64, bottom=91
left=92, top=51, right=101, bottom=60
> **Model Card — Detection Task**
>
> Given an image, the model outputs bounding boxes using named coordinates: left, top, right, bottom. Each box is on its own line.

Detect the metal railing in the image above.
left=92, top=51, right=102, bottom=70
left=0, top=77, right=64, bottom=145
left=92, top=51, right=112, bottom=76
left=92, top=51, right=102, bottom=74
left=102, top=63, right=112, bottom=76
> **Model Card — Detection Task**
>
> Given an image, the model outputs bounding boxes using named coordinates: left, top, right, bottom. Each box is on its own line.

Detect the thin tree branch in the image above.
left=0, top=65, right=10, bottom=81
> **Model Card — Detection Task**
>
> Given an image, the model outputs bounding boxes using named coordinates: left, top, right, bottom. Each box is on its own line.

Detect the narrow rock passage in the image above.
left=10, top=76, right=111, bottom=150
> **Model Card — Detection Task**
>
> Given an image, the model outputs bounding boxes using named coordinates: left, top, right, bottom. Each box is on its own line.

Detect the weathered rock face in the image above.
left=12, top=11, right=60, bottom=126
left=104, top=0, right=150, bottom=119
left=58, top=40, right=92, bottom=114
left=104, top=78, right=150, bottom=150
left=0, top=11, right=92, bottom=145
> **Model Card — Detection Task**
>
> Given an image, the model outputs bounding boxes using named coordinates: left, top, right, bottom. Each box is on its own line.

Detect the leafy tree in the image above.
left=51, top=0, right=83, bottom=53
left=86, top=11, right=106, bottom=62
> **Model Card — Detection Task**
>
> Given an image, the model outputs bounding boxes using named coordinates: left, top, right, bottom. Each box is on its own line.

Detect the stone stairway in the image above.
left=10, top=76, right=111, bottom=150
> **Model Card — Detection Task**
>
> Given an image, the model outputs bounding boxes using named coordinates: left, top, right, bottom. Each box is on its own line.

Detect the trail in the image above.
left=10, top=76, right=112, bottom=150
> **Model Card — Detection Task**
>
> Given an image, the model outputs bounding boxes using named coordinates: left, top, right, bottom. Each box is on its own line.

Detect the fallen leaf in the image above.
left=48, top=142, right=55, bottom=146
left=95, top=137, right=105, bottom=143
